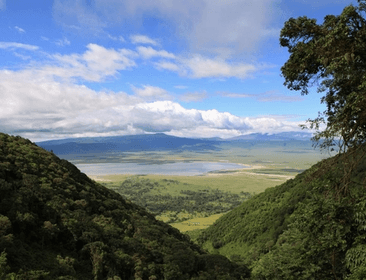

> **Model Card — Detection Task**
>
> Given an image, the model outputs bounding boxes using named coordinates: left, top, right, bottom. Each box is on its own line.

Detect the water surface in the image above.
left=76, top=161, right=247, bottom=176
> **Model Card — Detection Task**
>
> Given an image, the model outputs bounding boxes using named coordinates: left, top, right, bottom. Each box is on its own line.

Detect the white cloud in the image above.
left=42, top=43, right=137, bottom=82
left=0, top=66, right=302, bottom=141
left=0, top=42, right=39, bottom=51
left=256, top=91, right=303, bottom=102
left=153, top=53, right=258, bottom=79
left=0, top=42, right=302, bottom=141
left=219, top=92, right=250, bottom=98
left=168, top=127, right=242, bottom=139
left=14, top=26, right=25, bottom=33
left=137, top=46, right=175, bottom=59
left=181, top=55, right=256, bottom=79
left=130, top=35, right=159, bottom=46
left=108, top=34, right=125, bottom=42
left=154, top=61, right=182, bottom=73
left=131, top=85, right=172, bottom=101
left=41, top=36, right=50, bottom=41
left=55, top=37, right=71, bottom=46
left=180, top=91, right=208, bottom=102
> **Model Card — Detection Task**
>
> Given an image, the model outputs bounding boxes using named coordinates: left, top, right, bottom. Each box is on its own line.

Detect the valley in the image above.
left=2, top=132, right=365, bottom=279
left=52, top=134, right=331, bottom=233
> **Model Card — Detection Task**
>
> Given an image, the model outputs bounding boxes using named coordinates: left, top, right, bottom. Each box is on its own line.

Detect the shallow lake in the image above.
left=76, top=161, right=248, bottom=176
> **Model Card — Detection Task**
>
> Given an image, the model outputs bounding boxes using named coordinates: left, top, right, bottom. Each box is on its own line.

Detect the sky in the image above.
left=0, top=0, right=358, bottom=141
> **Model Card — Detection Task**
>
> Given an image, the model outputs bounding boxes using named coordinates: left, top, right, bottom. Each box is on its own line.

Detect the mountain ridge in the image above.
left=197, top=143, right=366, bottom=279
left=35, top=132, right=313, bottom=156
left=0, top=133, right=249, bottom=279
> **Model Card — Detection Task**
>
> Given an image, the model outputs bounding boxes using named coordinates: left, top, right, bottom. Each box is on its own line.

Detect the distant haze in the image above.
left=36, top=131, right=313, bottom=154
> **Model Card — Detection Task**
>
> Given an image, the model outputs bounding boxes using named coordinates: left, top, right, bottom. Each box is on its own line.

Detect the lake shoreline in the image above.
left=76, top=161, right=252, bottom=177
left=86, top=163, right=269, bottom=181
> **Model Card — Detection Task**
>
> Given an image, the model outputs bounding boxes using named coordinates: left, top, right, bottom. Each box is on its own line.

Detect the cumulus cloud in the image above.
left=130, top=35, right=159, bottom=46
left=0, top=42, right=39, bottom=51
left=131, top=85, right=172, bottom=101
left=0, top=42, right=302, bottom=141
left=14, top=26, right=25, bottom=33
left=41, top=43, right=137, bottom=82
left=0, top=66, right=302, bottom=141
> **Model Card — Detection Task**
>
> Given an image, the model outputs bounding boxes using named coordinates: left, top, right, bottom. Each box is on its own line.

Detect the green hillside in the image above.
left=198, top=145, right=366, bottom=279
left=0, top=133, right=250, bottom=280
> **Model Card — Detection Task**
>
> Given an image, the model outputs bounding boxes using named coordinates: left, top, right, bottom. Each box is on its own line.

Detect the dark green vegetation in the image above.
left=0, top=133, right=250, bottom=279
left=198, top=144, right=366, bottom=279
left=280, top=0, right=366, bottom=151
left=103, top=177, right=251, bottom=223
left=197, top=1, right=366, bottom=278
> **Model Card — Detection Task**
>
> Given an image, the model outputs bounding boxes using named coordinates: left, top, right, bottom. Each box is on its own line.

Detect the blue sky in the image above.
left=0, top=0, right=357, bottom=141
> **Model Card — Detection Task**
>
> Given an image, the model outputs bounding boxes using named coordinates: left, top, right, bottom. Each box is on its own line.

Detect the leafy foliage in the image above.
left=0, top=133, right=249, bottom=279
left=199, top=144, right=366, bottom=279
left=280, top=0, right=366, bottom=152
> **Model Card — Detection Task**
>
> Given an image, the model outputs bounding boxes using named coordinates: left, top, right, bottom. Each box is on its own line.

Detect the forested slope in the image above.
left=199, top=145, right=366, bottom=279
left=0, top=133, right=249, bottom=280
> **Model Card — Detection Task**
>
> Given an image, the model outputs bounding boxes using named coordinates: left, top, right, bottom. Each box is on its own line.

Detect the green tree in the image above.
left=280, top=0, right=366, bottom=196
left=280, top=0, right=366, bottom=153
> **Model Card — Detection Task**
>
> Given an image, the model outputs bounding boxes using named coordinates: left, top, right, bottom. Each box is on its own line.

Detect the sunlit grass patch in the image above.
left=170, top=213, right=225, bottom=232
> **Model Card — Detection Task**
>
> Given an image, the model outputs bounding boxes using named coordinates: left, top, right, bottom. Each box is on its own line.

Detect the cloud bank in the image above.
left=0, top=43, right=302, bottom=141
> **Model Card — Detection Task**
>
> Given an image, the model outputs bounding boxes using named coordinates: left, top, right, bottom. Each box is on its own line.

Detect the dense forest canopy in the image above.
left=198, top=145, right=366, bottom=279
left=0, top=133, right=249, bottom=279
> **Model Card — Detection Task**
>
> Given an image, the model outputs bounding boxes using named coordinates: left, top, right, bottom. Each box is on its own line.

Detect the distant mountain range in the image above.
left=226, top=131, right=313, bottom=141
left=36, top=133, right=219, bottom=155
left=36, top=131, right=313, bottom=155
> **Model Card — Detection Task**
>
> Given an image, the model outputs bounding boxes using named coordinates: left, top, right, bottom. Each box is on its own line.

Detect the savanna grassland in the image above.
left=86, top=140, right=330, bottom=233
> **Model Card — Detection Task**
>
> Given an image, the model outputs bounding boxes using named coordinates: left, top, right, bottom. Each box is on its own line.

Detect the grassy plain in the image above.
left=85, top=141, right=332, bottom=232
